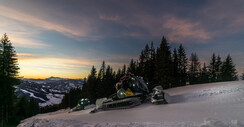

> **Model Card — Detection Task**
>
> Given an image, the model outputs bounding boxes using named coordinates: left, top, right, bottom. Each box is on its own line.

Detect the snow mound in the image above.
left=200, top=118, right=244, bottom=127
left=17, top=118, right=244, bottom=127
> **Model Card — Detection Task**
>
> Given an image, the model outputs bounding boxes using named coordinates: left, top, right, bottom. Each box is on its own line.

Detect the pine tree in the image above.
left=177, top=44, right=187, bottom=86
left=154, top=36, right=173, bottom=89
left=127, top=59, right=137, bottom=74
left=221, top=54, right=237, bottom=81
left=29, top=98, right=39, bottom=116
left=81, top=66, right=97, bottom=102
left=216, top=55, right=222, bottom=81
left=96, top=62, right=107, bottom=99
left=0, top=34, right=19, bottom=77
left=172, top=48, right=179, bottom=87
left=143, top=44, right=150, bottom=81
left=147, top=42, right=156, bottom=89
left=122, top=64, right=126, bottom=75
left=208, top=53, right=217, bottom=82
left=241, top=72, right=244, bottom=80
left=15, top=97, right=29, bottom=121
left=208, top=54, right=222, bottom=82
left=116, top=68, right=122, bottom=81
left=200, top=63, right=209, bottom=83
left=137, top=42, right=157, bottom=91
left=0, top=34, right=20, bottom=126
left=188, top=53, right=201, bottom=84
left=104, top=65, right=112, bottom=96
left=139, top=50, right=145, bottom=76
left=98, top=61, right=106, bottom=80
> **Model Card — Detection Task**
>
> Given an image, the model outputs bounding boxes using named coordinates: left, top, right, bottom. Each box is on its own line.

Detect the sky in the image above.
left=0, top=0, right=244, bottom=79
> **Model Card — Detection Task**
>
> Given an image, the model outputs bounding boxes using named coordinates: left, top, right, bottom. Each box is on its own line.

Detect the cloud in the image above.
left=12, top=36, right=48, bottom=48
left=200, top=0, right=244, bottom=37
left=0, top=18, right=48, bottom=48
left=99, top=14, right=120, bottom=21
left=162, top=15, right=212, bottom=43
left=0, top=5, right=87, bottom=40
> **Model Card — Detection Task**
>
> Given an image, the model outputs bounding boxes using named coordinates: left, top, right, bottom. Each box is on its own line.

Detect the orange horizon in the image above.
left=19, top=75, right=86, bottom=79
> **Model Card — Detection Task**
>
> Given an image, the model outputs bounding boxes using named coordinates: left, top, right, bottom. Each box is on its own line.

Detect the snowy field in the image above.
left=18, top=81, right=244, bottom=127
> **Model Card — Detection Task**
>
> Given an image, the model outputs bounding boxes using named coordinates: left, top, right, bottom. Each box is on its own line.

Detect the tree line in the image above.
left=61, top=36, right=238, bottom=107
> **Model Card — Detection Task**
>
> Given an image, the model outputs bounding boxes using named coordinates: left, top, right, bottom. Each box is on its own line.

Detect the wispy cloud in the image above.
left=163, top=15, right=211, bottom=43
left=0, top=18, right=48, bottom=48
left=0, top=5, right=87, bottom=40
left=99, top=13, right=120, bottom=21
left=12, top=36, right=48, bottom=48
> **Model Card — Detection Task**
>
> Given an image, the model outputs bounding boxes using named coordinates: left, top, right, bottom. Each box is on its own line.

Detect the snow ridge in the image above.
left=17, top=118, right=244, bottom=127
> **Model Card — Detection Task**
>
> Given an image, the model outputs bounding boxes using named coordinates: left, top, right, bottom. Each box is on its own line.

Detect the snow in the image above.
left=39, top=94, right=64, bottom=107
left=69, top=83, right=75, bottom=87
left=20, top=89, right=46, bottom=102
left=50, top=89, right=61, bottom=93
left=41, top=88, right=46, bottom=92
left=18, top=81, right=244, bottom=127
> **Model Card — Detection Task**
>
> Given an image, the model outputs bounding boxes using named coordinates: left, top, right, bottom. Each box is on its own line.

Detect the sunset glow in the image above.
left=0, top=0, right=243, bottom=79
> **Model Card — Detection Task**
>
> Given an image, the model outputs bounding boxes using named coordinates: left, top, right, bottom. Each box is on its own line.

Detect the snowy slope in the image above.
left=16, top=77, right=83, bottom=106
left=18, top=81, right=244, bottom=127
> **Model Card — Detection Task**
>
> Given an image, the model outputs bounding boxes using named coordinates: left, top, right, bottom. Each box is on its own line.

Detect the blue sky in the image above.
left=0, top=0, right=243, bottom=78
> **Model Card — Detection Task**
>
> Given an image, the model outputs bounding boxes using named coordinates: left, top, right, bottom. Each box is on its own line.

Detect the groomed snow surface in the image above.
left=18, top=81, right=244, bottom=127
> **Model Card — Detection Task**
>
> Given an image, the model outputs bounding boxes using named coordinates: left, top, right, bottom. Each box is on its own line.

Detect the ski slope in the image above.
left=18, top=81, right=244, bottom=127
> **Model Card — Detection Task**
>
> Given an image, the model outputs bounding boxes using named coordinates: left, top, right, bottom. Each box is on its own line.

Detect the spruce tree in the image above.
left=15, top=97, right=29, bottom=121
left=0, top=34, right=19, bottom=77
left=216, top=55, right=222, bottom=81
left=147, top=42, right=156, bottom=90
left=200, top=63, right=209, bottom=83
left=208, top=53, right=217, bottom=82
left=172, top=48, right=179, bottom=87
left=116, top=68, right=122, bottom=81
left=98, top=61, right=106, bottom=80
left=127, top=59, right=137, bottom=74
left=82, top=66, right=97, bottom=102
left=241, top=72, right=244, bottom=80
left=104, top=65, right=114, bottom=97
left=29, top=98, right=39, bottom=116
left=122, top=64, right=126, bottom=75
left=188, top=53, right=201, bottom=84
left=138, top=42, right=157, bottom=91
left=143, top=44, right=151, bottom=81
left=177, top=44, right=188, bottom=86
left=221, top=54, right=237, bottom=81
left=0, top=34, right=20, bottom=126
left=154, top=36, right=173, bottom=89
left=139, top=50, right=145, bottom=76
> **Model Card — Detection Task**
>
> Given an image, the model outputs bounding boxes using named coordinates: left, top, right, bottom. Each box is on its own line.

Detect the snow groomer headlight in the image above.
left=117, top=88, right=126, bottom=99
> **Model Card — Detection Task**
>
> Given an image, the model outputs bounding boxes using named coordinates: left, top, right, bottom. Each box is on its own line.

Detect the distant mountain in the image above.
left=15, top=77, right=83, bottom=107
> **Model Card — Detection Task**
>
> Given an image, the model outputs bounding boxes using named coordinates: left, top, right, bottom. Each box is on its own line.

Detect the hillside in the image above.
left=15, top=77, right=83, bottom=107
left=18, top=81, right=244, bottom=127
